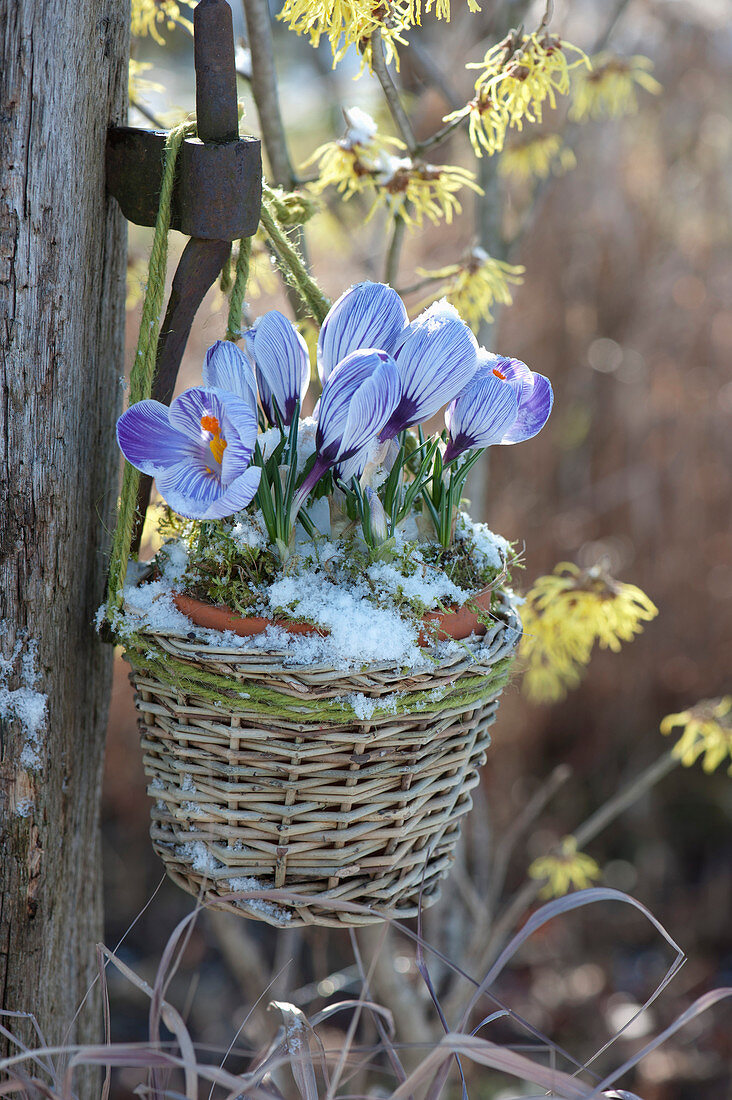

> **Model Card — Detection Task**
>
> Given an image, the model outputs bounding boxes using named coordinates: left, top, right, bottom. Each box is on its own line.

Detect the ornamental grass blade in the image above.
left=459, top=888, right=684, bottom=1032
left=269, top=1001, right=319, bottom=1100
left=98, top=939, right=199, bottom=1100
left=0, top=1012, right=54, bottom=1080
left=589, top=987, right=732, bottom=1097
left=389, top=1033, right=594, bottom=1100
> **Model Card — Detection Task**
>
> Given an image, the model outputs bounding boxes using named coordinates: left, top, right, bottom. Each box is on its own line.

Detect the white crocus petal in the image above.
left=317, top=282, right=408, bottom=383
left=444, top=369, right=519, bottom=463
left=245, top=310, right=310, bottom=426
left=293, top=349, right=402, bottom=517
left=201, top=466, right=262, bottom=519
left=382, top=299, right=478, bottom=438
left=155, top=458, right=223, bottom=518
left=365, top=487, right=389, bottom=543
left=202, top=340, right=258, bottom=410
left=334, top=353, right=402, bottom=461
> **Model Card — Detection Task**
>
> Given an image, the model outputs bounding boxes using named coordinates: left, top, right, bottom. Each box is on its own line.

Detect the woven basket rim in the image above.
left=123, top=589, right=522, bottom=677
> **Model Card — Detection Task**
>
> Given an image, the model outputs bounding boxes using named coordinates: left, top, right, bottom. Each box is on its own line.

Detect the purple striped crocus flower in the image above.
left=317, top=282, right=408, bottom=384
left=202, top=340, right=258, bottom=410
left=380, top=301, right=478, bottom=440
left=315, top=284, right=478, bottom=472
left=443, top=352, right=553, bottom=464
left=116, top=387, right=261, bottom=520
left=291, top=349, right=401, bottom=517
left=243, top=311, right=310, bottom=426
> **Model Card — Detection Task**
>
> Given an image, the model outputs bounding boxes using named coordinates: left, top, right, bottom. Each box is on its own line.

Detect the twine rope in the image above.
left=261, top=184, right=330, bottom=324
left=225, top=235, right=252, bottom=342
left=106, top=121, right=196, bottom=620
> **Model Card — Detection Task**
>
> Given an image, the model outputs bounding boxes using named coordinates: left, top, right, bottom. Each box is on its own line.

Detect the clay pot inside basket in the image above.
left=173, top=586, right=493, bottom=644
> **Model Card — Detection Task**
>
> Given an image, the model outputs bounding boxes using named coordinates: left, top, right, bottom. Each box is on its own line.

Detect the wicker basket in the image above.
left=125, top=597, right=520, bottom=928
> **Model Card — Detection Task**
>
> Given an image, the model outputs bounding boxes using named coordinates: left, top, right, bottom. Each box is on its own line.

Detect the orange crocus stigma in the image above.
left=492, top=367, right=507, bottom=380
left=200, top=414, right=227, bottom=466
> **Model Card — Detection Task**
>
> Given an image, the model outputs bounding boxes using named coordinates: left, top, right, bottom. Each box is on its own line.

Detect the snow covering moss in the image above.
left=105, top=509, right=518, bottom=671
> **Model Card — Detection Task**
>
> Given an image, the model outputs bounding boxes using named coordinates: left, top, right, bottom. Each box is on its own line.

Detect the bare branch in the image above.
left=240, top=0, right=298, bottom=189
left=369, top=30, right=419, bottom=155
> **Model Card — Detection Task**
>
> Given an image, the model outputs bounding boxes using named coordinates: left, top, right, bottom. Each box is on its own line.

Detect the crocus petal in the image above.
left=244, top=310, right=309, bottom=425
left=116, top=400, right=197, bottom=476
left=168, top=387, right=232, bottom=443
left=317, top=349, right=402, bottom=464
left=335, top=448, right=368, bottom=483
left=155, top=458, right=224, bottom=518
left=381, top=300, right=478, bottom=439
left=365, top=487, right=389, bottom=543
left=489, top=354, right=533, bottom=405
left=444, top=371, right=519, bottom=464
left=199, top=466, right=263, bottom=520
left=317, top=282, right=408, bottom=383
left=202, top=340, right=258, bottom=409
left=500, top=372, right=553, bottom=444
left=219, top=394, right=260, bottom=482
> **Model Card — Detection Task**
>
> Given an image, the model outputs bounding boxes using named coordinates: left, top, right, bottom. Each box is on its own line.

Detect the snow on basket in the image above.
left=107, top=283, right=552, bottom=927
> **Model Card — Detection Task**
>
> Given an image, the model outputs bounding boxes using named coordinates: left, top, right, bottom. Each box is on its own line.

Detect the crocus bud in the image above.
left=243, top=310, right=309, bottom=427
left=365, top=487, right=389, bottom=544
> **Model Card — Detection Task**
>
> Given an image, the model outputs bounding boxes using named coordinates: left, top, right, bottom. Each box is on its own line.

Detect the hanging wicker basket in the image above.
left=124, top=594, right=521, bottom=928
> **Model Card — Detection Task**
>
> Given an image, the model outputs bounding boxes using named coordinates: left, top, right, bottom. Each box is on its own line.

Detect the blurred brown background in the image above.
left=104, top=1, right=731, bottom=1096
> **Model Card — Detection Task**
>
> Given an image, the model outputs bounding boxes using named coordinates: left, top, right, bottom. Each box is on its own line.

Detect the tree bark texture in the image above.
left=0, top=0, right=128, bottom=1065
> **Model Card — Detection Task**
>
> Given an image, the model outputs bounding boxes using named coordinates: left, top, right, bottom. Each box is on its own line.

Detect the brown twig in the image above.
left=369, top=30, right=419, bottom=155
left=240, top=0, right=297, bottom=189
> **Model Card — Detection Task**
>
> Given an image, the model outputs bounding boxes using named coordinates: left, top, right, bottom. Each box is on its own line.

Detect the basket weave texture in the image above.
left=127, top=599, right=520, bottom=928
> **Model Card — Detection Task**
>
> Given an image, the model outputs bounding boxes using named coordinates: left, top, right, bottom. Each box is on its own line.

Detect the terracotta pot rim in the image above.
left=172, top=584, right=494, bottom=644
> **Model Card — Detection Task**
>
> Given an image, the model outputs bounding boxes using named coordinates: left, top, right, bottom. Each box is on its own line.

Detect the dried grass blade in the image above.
left=270, top=1001, right=319, bottom=1100
left=589, top=987, right=732, bottom=1096
left=459, top=889, right=684, bottom=1032
left=391, top=1033, right=595, bottom=1099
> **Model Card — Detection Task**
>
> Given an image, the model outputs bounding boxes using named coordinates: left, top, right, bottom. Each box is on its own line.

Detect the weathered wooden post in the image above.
left=0, top=0, right=260, bottom=1066
left=0, top=0, right=128, bottom=1060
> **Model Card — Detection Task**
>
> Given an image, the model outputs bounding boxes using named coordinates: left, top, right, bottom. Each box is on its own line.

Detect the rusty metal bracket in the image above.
left=106, top=129, right=261, bottom=240
left=106, top=0, right=262, bottom=554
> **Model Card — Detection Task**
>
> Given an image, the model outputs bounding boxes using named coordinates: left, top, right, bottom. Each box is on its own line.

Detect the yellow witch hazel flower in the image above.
left=128, top=59, right=164, bottom=103
left=416, top=247, right=525, bottom=329
left=130, top=0, right=194, bottom=44
left=529, top=836, right=601, bottom=899
left=661, top=697, right=732, bottom=776
left=305, top=107, right=405, bottom=200
left=371, top=157, right=482, bottom=228
left=306, top=108, right=481, bottom=229
left=521, top=561, right=658, bottom=704
left=498, top=132, right=576, bottom=182
left=570, top=53, right=661, bottom=122
left=407, top=0, right=480, bottom=21
left=279, top=0, right=482, bottom=67
left=278, top=0, right=409, bottom=68
left=447, top=31, right=590, bottom=158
